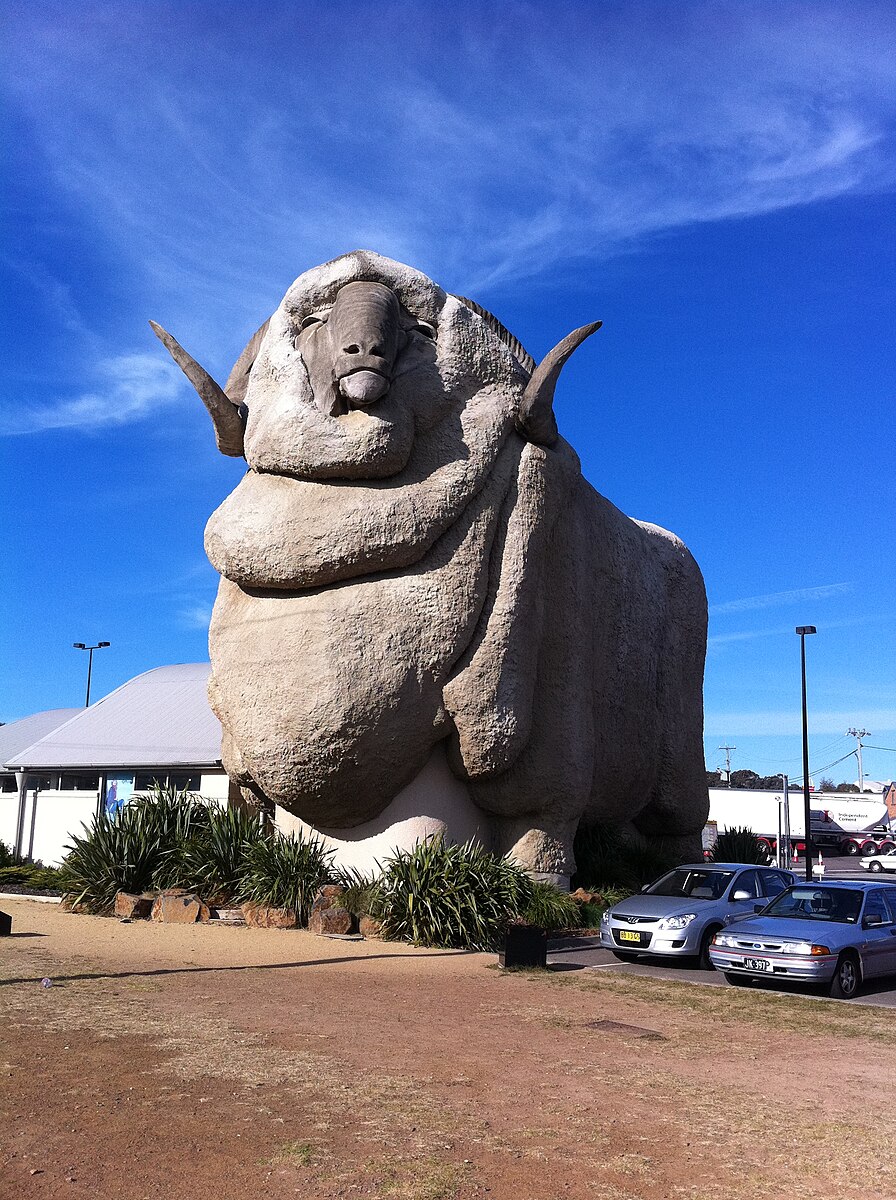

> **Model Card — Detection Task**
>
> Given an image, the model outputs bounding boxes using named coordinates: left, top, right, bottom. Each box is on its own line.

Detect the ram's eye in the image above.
left=300, top=312, right=328, bottom=330
left=414, top=322, right=436, bottom=340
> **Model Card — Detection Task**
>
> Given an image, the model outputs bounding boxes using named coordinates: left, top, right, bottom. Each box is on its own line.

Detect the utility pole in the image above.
left=718, top=745, right=736, bottom=787
left=847, top=728, right=870, bottom=793
left=780, top=774, right=791, bottom=869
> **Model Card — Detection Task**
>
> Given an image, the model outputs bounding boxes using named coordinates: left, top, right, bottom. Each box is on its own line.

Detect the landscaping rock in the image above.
left=312, top=884, right=345, bottom=909
left=308, top=884, right=352, bottom=936
left=60, top=896, right=91, bottom=915
left=240, top=903, right=299, bottom=929
left=571, top=888, right=598, bottom=904
left=114, top=892, right=154, bottom=921
left=359, top=915, right=383, bottom=939
left=309, top=906, right=353, bottom=936
left=151, top=893, right=210, bottom=924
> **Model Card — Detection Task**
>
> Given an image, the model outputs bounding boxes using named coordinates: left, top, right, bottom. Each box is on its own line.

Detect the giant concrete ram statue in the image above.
left=152, top=251, right=708, bottom=884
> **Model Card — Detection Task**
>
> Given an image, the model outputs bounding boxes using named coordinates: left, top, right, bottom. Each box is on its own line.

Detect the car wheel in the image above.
left=829, top=952, right=861, bottom=1000
left=698, top=927, right=721, bottom=971
left=869, top=861, right=884, bottom=872
left=724, top=972, right=752, bottom=987
left=843, top=841, right=859, bottom=856
left=611, top=950, right=639, bottom=962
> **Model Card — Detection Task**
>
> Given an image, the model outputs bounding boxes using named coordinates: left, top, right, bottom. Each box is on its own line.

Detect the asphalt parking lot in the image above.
left=547, top=858, right=896, bottom=1008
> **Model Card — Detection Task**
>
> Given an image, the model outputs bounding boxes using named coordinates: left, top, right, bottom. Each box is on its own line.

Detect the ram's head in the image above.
left=151, top=250, right=599, bottom=484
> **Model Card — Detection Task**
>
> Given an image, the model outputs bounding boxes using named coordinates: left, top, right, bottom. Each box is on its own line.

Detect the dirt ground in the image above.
left=2, top=898, right=894, bottom=1200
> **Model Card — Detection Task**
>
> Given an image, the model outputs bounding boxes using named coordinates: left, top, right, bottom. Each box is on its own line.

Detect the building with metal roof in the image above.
left=1, top=664, right=229, bottom=866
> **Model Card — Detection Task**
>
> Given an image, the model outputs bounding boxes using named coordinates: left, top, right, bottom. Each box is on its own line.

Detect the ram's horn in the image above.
left=224, top=317, right=271, bottom=407
left=516, top=321, right=602, bottom=447
left=150, top=321, right=245, bottom=457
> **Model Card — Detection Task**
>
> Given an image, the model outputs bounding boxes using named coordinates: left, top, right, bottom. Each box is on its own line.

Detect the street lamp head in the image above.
left=795, top=626, right=817, bottom=636
left=98, top=641, right=111, bottom=648
left=73, top=642, right=86, bottom=649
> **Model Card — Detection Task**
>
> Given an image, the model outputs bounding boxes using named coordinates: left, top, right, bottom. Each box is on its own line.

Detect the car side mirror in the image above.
left=640, top=884, right=649, bottom=892
left=753, top=904, right=765, bottom=913
left=863, top=915, right=884, bottom=929
left=731, top=889, right=752, bottom=902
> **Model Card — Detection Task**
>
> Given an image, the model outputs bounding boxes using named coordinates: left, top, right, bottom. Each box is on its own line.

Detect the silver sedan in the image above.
left=599, top=863, right=796, bottom=969
left=709, top=880, right=896, bottom=999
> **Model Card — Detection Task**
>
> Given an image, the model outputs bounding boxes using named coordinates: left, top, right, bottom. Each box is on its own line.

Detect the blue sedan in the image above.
left=709, top=880, right=896, bottom=999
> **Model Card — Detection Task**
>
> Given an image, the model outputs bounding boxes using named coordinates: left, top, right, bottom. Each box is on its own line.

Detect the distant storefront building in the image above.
left=1, top=663, right=232, bottom=866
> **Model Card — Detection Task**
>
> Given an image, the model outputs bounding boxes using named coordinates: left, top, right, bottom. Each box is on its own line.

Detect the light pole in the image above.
left=73, top=641, right=110, bottom=706
left=796, top=626, right=817, bottom=882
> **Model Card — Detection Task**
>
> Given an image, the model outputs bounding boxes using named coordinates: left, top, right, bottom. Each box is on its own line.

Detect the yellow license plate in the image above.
left=619, top=930, right=641, bottom=942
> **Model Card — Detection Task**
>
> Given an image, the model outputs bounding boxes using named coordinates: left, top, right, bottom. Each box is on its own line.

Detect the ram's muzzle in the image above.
left=327, top=281, right=403, bottom=409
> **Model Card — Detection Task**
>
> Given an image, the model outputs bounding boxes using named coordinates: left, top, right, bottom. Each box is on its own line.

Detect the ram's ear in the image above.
left=516, top=322, right=601, bottom=446
left=224, top=317, right=271, bottom=407
left=150, top=321, right=245, bottom=457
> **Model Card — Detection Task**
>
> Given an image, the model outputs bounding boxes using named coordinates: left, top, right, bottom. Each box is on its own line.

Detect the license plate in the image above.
left=743, top=957, right=771, bottom=971
left=619, top=930, right=642, bottom=943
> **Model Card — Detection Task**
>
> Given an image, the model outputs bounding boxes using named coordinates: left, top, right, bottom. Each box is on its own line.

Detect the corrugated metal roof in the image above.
left=6, top=664, right=222, bottom=770
left=0, top=709, right=83, bottom=768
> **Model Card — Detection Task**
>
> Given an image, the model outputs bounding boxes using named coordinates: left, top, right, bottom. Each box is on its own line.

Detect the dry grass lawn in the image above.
left=1, top=897, right=893, bottom=1200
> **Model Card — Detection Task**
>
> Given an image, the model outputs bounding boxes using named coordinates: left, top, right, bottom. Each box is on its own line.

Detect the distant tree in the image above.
left=729, top=769, right=760, bottom=789
left=706, top=770, right=722, bottom=788
left=835, top=782, right=860, bottom=793
left=817, top=777, right=835, bottom=792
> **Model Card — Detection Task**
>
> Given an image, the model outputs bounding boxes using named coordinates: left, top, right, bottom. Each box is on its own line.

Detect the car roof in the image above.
left=674, top=863, right=786, bottom=872
left=782, top=879, right=896, bottom=892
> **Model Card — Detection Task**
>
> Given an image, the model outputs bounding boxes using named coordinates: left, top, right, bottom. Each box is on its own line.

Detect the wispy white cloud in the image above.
left=3, top=1, right=894, bottom=353
left=710, top=582, right=854, bottom=616
left=178, top=603, right=213, bottom=630
left=6, top=353, right=184, bottom=436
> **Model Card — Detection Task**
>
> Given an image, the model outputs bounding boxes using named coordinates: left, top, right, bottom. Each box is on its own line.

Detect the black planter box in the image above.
left=499, top=923, right=547, bottom=969
left=0, top=910, right=11, bottom=937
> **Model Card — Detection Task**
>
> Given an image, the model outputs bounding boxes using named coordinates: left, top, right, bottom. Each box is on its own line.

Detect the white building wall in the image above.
left=0, top=792, right=20, bottom=851
left=20, top=790, right=98, bottom=867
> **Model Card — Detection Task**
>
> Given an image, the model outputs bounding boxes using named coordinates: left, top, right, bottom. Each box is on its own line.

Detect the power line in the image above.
left=791, top=749, right=858, bottom=786
left=866, top=745, right=896, bottom=753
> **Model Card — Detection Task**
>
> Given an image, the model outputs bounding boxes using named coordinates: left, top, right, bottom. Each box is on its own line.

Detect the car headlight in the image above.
left=600, top=909, right=611, bottom=925
left=658, top=913, right=697, bottom=930
left=780, top=941, right=832, bottom=956
left=713, top=933, right=737, bottom=948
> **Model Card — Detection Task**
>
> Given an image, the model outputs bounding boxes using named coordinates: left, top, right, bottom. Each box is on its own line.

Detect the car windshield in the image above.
left=645, top=869, right=734, bottom=900
left=762, top=887, right=863, bottom=924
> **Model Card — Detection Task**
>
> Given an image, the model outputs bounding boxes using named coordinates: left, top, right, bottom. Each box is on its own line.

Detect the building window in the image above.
left=60, top=773, right=100, bottom=791
left=168, top=772, right=201, bottom=792
left=134, top=772, right=168, bottom=791
left=133, top=771, right=201, bottom=792
left=0, top=775, right=17, bottom=793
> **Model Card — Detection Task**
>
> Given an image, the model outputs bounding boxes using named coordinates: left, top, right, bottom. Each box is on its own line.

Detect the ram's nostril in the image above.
left=345, top=344, right=360, bottom=355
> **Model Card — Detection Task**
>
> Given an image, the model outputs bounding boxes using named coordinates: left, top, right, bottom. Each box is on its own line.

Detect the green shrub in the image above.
left=572, top=823, right=682, bottom=891
left=59, top=784, right=214, bottom=912
left=0, top=863, right=65, bottom=893
left=335, top=868, right=382, bottom=919
left=0, top=840, right=23, bottom=869
left=374, top=837, right=533, bottom=951
left=576, top=887, right=631, bottom=928
left=521, top=881, right=581, bottom=931
left=239, top=832, right=335, bottom=923
left=710, top=827, right=770, bottom=866
left=162, top=804, right=267, bottom=901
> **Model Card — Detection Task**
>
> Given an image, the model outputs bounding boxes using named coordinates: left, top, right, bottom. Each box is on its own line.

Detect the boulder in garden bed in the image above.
left=240, top=903, right=299, bottom=929
left=359, top=915, right=383, bottom=939
left=308, top=884, right=353, bottom=936
left=151, top=892, right=211, bottom=924
left=114, top=892, right=154, bottom=920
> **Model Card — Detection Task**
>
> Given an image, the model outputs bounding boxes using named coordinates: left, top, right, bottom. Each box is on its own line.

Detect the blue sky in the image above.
left=2, top=1, right=894, bottom=786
